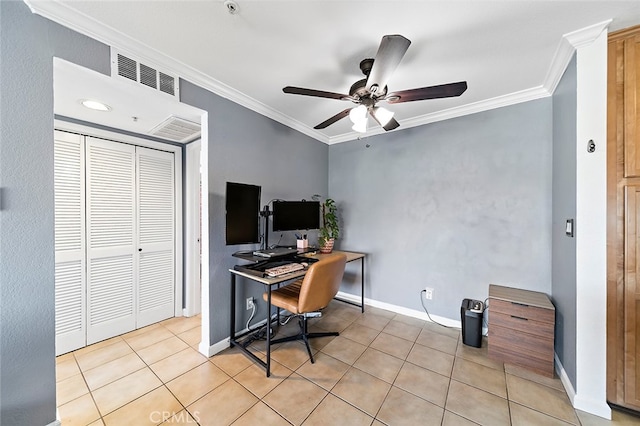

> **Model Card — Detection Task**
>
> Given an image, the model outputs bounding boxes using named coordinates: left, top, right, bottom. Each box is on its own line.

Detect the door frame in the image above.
left=184, top=139, right=201, bottom=317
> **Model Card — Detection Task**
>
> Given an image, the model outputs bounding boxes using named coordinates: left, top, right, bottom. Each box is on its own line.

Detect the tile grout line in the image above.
left=57, top=306, right=590, bottom=425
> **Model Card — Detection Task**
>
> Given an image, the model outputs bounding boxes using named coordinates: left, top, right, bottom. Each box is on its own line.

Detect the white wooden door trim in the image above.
left=184, top=140, right=201, bottom=317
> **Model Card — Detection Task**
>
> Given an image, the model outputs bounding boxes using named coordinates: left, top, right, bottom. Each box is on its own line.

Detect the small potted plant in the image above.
left=318, top=198, right=339, bottom=253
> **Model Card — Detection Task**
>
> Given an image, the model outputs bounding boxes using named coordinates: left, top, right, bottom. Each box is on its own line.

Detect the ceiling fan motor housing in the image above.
left=349, top=78, right=387, bottom=100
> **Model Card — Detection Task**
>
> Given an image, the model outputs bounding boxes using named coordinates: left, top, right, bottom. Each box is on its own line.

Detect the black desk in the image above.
left=228, top=250, right=365, bottom=376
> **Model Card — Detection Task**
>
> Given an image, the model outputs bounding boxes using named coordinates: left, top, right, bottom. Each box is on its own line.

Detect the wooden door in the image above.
left=54, top=131, right=86, bottom=355
left=136, top=147, right=175, bottom=328
left=86, top=137, right=137, bottom=344
left=625, top=186, right=640, bottom=407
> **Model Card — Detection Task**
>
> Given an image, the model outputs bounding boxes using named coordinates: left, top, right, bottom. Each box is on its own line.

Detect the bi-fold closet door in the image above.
left=54, top=130, right=176, bottom=355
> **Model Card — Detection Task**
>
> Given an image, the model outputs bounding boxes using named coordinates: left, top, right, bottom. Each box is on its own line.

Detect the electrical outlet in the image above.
left=425, top=287, right=434, bottom=300
left=246, top=297, right=254, bottom=310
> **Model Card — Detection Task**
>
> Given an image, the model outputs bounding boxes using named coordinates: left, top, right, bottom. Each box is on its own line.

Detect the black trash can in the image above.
left=461, top=299, right=484, bottom=348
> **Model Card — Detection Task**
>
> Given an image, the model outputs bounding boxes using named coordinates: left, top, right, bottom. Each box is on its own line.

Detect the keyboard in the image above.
left=264, top=262, right=307, bottom=277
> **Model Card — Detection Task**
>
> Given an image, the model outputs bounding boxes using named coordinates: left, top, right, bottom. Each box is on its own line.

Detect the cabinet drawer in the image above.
left=489, top=311, right=554, bottom=340
left=488, top=343, right=554, bottom=377
left=490, top=298, right=554, bottom=324
left=489, top=324, right=554, bottom=359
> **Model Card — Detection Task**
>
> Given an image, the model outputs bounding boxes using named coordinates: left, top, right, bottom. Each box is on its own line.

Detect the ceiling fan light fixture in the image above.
left=352, top=120, right=367, bottom=133
left=372, top=106, right=394, bottom=126
left=349, top=105, right=367, bottom=124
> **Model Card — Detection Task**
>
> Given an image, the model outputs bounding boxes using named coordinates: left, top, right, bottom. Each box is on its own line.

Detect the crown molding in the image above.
left=26, top=1, right=609, bottom=146
left=564, top=19, right=612, bottom=49
left=328, top=86, right=551, bottom=145
left=543, top=19, right=611, bottom=94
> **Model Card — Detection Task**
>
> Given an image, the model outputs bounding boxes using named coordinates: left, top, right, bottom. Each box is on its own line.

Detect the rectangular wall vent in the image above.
left=111, top=49, right=178, bottom=98
left=117, top=54, right=137, bottom=82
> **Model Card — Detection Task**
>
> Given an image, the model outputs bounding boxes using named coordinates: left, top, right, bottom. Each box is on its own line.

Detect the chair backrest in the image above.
left=297, top=253, right=347, bottom=313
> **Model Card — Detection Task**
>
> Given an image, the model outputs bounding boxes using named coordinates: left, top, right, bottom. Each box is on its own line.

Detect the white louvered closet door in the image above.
left=86, top=137, right=137, bottom=344
left=54, top=131, right=86, bottom=355
left=136, top=147, right=175, bottom=327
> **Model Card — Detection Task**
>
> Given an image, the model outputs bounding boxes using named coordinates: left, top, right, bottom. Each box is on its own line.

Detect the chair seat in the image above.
left=264, top=279, right=303, bottom=314
left=261, top=253, right=347, bottom=364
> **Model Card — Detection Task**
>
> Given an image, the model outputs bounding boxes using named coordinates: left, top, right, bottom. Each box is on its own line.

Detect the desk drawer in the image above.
left=489, top=324, right=554, bottom=359
left=490, top=298, right=554, bottom=324
left=489, top=311, right=554, bottom=340
left=488, top=342, right=554, bottom=377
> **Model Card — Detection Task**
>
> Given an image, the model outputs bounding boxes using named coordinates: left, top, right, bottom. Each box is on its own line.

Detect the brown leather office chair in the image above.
left=264, top=253, right=347, bottom=363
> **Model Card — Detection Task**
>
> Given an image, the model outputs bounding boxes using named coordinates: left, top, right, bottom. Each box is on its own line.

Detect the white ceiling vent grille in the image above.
left=149, top=116, right=201, bottom=143
left=112, top=49, right=178, bottom=98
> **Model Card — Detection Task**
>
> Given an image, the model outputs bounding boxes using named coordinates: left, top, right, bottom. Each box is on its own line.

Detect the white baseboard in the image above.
left=555, top=353, right=577, bottom=404
left=335, top=291, right=462, bottom=328
left=554, top=353, right=611, bottom=420
left=47, top=419, right=61, bottom=426
left=199, top=337, right=230, bottom=357
left=574, top=394, right=611, bottom=420
left=199, top=312, right=284, bottom=358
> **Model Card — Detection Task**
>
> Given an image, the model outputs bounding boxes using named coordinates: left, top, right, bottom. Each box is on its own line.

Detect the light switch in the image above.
left=565, top=219, right=574, bottom=237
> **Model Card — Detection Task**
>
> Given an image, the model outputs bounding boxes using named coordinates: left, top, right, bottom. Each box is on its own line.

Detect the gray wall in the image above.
left=179, top=80, right=328, bottom=343
left=328, top=100, right=553, bottom=320
left=551, top=55, right=578, bottom=386
left=0, top=2, right=326, bottom=424
left=0, top=2, right=110, bottom=425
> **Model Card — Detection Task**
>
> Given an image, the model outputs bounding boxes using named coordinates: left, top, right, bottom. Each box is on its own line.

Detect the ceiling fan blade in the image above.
left=366, top=35, right=411, bottom=95
left=283, top=86, right=352, bottom=101
left=314, top=108, right=352, bottom=129
left=370, top=108, right=400, bottom=131
left=386, top=81, right=468, bottom=104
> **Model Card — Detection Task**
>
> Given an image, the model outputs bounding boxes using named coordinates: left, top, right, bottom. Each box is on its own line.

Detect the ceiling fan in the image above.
left=283, top=34, right=468, bottom=133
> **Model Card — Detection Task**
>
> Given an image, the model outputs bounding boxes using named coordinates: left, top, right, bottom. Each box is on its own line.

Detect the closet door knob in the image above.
left=138, top=248, right=142, bottom=252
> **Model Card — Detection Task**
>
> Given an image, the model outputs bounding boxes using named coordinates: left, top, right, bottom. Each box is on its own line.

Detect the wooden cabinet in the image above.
left=623, top=34, right=640, bottom=178
left=608, top=25, right=640, bottom=411
left=488, top=284, right=555, bottom=378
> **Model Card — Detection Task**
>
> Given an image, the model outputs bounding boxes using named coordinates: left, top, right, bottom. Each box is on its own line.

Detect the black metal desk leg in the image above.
left=266, top=287, right=272, bottom=377
left=361, top=258, right=365, bottom=313
left=230, top=273, right=236, bottom=347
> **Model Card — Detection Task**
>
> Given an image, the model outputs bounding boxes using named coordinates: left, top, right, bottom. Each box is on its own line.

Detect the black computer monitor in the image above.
left=225, top=182, right=261, bottom=245
left=272, top=200, right=320, bottom=232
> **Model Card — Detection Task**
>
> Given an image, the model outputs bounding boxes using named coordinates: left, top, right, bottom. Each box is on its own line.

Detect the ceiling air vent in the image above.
left=149, top=116, right=201, bottom=143
left=111, top=49, right=178, bottom=98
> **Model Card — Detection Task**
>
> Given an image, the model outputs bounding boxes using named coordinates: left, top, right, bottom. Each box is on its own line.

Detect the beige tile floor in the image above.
left=56, top=301, right=640, bottom=425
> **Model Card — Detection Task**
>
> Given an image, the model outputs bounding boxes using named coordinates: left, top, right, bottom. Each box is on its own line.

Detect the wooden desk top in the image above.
left=488, top=284, right=554, bottom=310
left=230, top=250, right=365, bottom=286
left=301, top=250, right=365, bottom=263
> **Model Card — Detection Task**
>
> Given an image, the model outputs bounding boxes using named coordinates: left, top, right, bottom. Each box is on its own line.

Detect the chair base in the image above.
left=271, top=317, right=338, bottom=363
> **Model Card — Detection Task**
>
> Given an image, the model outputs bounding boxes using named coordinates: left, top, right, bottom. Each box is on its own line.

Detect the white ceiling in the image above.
left=54, top=58, right=204, bottom=141
left=33, top=0, right=640, bottom=144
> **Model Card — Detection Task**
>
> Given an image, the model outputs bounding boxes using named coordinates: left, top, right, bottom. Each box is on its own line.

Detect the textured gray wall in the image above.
left=179, top=79, right=328, bottom=343
left=329, top=99, right=553, bottom=320
left=0, top=2, right=110, bottom=425
left=552, top=55, right=577, bottom=386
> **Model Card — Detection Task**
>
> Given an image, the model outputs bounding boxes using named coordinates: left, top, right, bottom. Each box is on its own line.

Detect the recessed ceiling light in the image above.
left=80, top=99, right=111, bottom=111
